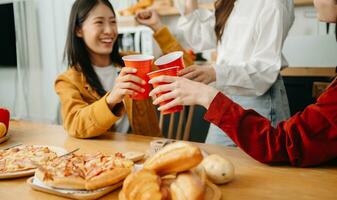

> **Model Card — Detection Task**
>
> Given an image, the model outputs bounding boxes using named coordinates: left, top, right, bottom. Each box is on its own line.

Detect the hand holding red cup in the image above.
left=122, top=55, right=154, bottom=100
left=147, top=66, right=183, bottom=115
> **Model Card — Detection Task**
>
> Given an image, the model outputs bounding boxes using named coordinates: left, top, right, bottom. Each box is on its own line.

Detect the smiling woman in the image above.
left=54, top=0, right=194, bottom=139
left=64, top=0, right=123, bottom=97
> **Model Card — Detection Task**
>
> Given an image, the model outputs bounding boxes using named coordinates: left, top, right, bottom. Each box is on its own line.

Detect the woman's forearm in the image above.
left=198, top=84, right=219, bottom=109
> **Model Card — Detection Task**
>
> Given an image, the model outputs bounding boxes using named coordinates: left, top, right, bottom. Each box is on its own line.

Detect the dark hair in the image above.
left=64, top=0, right=123, bottom=97
left=214, top=0, right=236, bottom=42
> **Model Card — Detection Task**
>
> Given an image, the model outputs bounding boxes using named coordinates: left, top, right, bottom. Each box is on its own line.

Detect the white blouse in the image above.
left=93, top=65, right=129, bottom=133
left=177, top=0, right=294, bottom=96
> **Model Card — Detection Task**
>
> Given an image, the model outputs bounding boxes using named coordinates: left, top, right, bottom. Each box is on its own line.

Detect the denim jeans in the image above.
left=205, top=75, right=290, bottom=146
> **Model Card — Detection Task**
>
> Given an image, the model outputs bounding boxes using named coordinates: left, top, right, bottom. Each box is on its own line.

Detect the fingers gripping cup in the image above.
left=147, top=66, right=183, bottom=115
left=154, top=51, right=185, bottom=71
left=122, top=55, right=154, bottom=100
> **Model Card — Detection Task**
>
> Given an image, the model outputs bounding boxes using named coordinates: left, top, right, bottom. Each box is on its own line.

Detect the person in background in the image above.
left=149, top=0, right=337, bottom=167
left=55, top=0, right=193, bottom=138
left=174, top=0, right=294, bottom=146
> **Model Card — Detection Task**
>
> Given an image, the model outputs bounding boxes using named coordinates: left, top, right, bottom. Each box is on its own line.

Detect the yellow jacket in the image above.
left=55, top=27, right=193, bottom=138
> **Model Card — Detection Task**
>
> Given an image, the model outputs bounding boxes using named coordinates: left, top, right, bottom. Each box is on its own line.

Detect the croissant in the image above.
left=119, top=169, right=162, bottom=200
left=170, top=172, right=205, bottom=200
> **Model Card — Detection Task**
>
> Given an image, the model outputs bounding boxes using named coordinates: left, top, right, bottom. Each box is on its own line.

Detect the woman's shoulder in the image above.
left=251, top=0, right=285, bottom=9
left=56, top=67, right=84, bottom=84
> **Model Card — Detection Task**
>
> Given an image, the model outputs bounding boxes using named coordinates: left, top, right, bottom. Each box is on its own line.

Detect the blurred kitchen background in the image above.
left=0, top=0, right=336, bottom=141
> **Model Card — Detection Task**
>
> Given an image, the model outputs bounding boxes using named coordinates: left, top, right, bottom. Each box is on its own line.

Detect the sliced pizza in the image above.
left=0, top=145, right=58, bottom=174
left=35, top=152, right=134, bottom=190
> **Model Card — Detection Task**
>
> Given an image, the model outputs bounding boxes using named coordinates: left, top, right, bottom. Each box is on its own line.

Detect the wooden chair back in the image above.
left=159, top=105, right=195, bottom=140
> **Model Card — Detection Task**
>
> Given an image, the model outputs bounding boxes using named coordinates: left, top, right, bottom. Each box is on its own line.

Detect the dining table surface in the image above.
left=0, top=120, right=337, bottom=200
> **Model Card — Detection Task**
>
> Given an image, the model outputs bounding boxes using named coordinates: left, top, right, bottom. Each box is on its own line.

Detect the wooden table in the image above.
left=1, top=120, right=337, bottom=200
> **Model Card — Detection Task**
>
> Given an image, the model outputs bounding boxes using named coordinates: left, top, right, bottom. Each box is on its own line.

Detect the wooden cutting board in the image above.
left=27, top=177, right=123, bottom=200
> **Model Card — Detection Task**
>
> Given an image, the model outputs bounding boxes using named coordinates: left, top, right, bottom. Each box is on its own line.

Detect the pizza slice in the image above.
left=0, top=145, right=58, bottom=174
left=35, top=153, right=134, bottom=190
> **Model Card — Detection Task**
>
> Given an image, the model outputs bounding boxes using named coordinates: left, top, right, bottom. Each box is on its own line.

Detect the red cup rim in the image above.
left=122, top=54, right=154, bottom=62
left=147, top=66, right=178, bottom=77
left=154, top=51, right=183, bottom=66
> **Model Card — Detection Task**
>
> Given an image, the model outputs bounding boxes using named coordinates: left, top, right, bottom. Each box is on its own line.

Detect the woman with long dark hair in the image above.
left=55, top=0, right=193, bottom=138
left=175, top=0, right=294, bottom=146
left=149, top=0, right=337, bottom=166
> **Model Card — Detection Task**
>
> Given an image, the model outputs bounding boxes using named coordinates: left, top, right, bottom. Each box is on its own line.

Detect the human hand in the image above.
left=148, top=76, right=218, bottom=110
left=185, top=0, right=198, bottom=15
left=178, top=64, right=216, bottom=84
left=106, top=67, right=146, bottom=107
left=135, top=9, right=163, bottom=32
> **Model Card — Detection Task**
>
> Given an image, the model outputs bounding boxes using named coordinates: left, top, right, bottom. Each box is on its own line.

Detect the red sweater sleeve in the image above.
left=204, top=81, right=337, bottom=167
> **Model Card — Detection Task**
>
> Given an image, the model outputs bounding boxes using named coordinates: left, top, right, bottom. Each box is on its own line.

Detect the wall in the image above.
left=283, top=5, right=337, bottom=67
left=0, top=67, right=16, bottom=110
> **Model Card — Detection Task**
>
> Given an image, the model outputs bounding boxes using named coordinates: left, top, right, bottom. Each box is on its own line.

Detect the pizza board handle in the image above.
left=27, top=177, right=122, bottom=200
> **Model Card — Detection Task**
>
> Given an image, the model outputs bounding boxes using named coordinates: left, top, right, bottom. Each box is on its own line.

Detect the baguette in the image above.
left=144, top=142, right=203, bottom=175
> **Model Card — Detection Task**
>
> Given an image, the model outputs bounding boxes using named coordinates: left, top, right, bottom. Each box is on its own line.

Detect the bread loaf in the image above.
left=119, top=169, right=162, bottom=200
left=170, top=172, right=205, bottom=200
left=198, top=154, right=234, bottom=184
left=144, top=142, right=203, bottom=175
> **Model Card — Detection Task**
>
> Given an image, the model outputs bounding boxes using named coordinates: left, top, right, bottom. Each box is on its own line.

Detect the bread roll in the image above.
left=199, top=154, right=234, bottom=184
left=123, top=151, right=145, bottom=162
left=120, top=169, right=162, bottom=200
left=170, top=172, right=205, bottom=200
left=0, top=123, right=6, bottom=138
left=144, top=142, right=203, bottom=175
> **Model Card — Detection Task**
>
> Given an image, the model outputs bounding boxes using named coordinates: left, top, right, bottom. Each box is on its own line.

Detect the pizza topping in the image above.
left=0, top=145, right=58, bottom=173
left=115, top=152, right=125, bottom=158
left=0, top=160, right=6, bottom=172
left=85, top=166, right=104, bottom=180
left=39, top=152, right=134, bottom=182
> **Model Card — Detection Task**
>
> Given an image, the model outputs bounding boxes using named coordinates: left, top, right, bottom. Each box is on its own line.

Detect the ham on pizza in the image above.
left=0, top=145, right=58, bottom=174
left=35, top=152, right=134, bottom=190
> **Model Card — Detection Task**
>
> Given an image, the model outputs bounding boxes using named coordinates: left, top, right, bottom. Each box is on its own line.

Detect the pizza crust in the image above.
left=35, top=168, right=86, bottom=190
left=0, top=146, right=58, bottom=174
left=35, top=153, right=134, bottom=190
left=85, top=167, right=131, bottom=190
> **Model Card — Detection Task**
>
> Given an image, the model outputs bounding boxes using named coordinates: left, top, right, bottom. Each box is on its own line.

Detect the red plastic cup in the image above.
left=0, top=108, right=10, bottom=135
left=154, top=51, right=185, bottom=71
left=147, top=66, right=183, bottom=115
left=122, top=54, right=154, bottom=100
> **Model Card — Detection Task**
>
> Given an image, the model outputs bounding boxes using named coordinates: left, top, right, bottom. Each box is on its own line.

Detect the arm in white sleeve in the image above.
left=177, top=9, right=217, bottom=51
left=216, top=4, right=285, bottom=96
